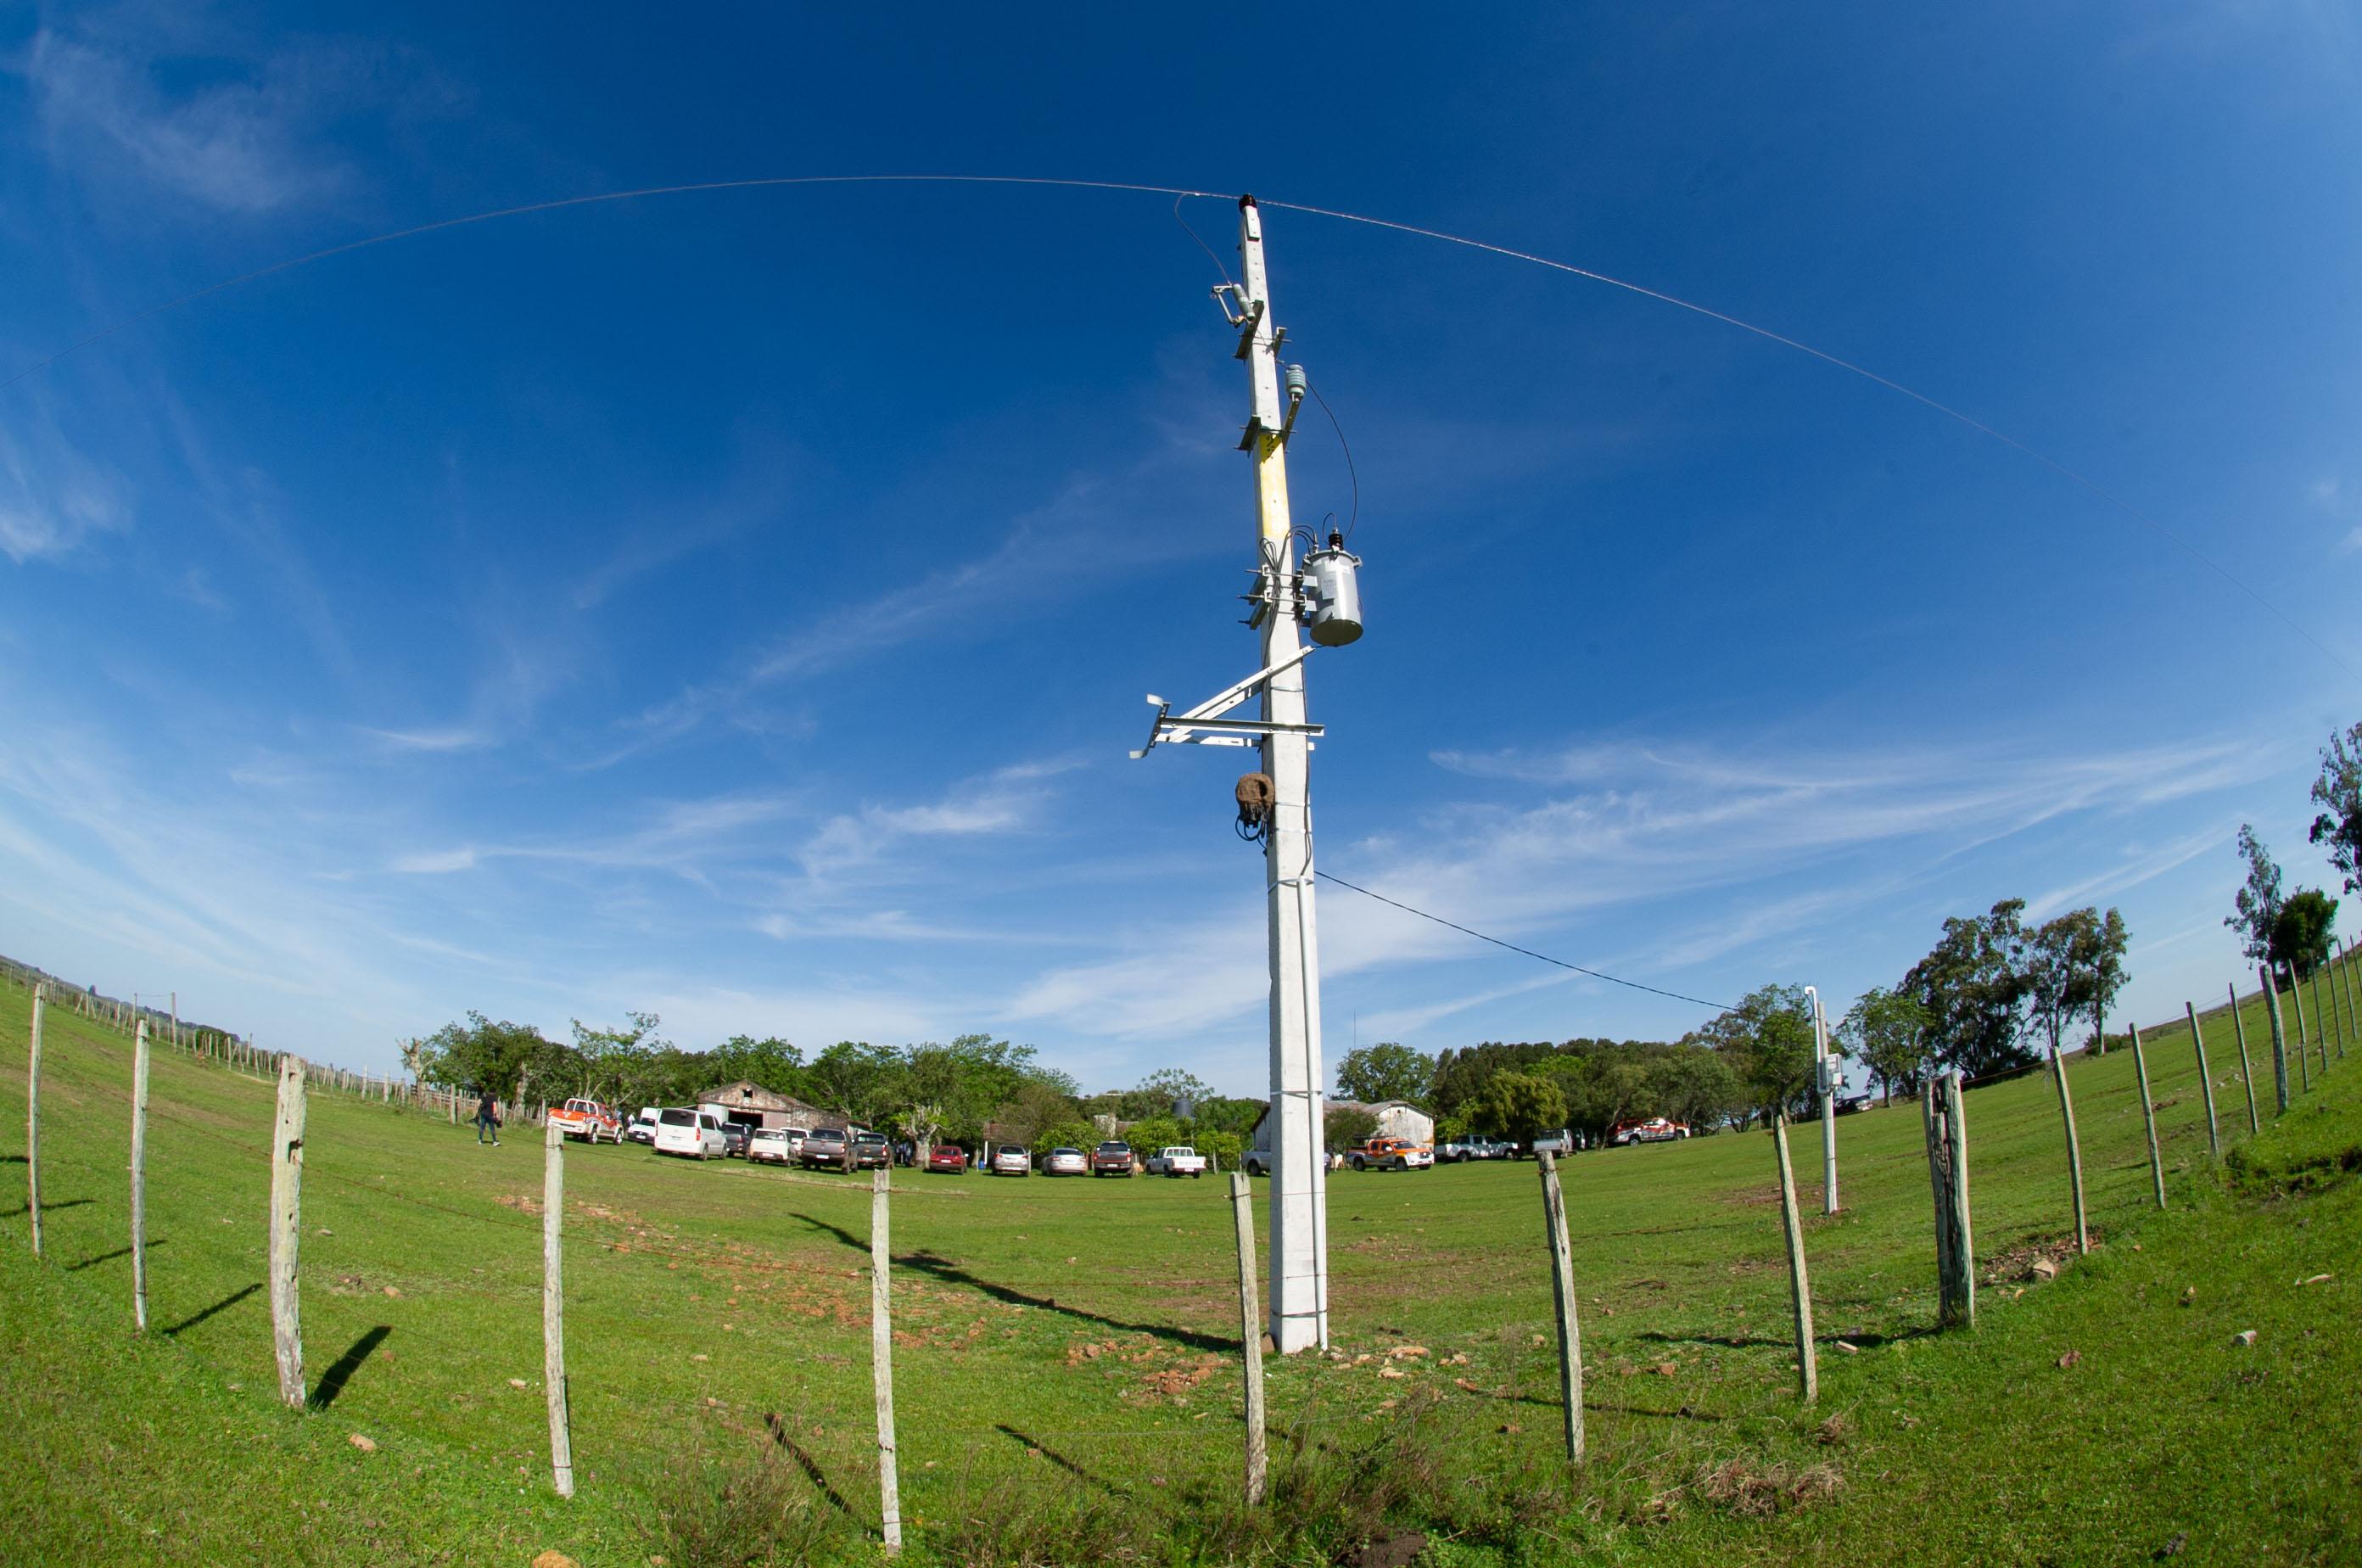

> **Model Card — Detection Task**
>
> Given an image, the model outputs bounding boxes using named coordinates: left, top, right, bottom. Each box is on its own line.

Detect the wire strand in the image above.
left=1305, top=379, right=1358, bottom=541
left=1314, top=870, right=1737, bottom=1012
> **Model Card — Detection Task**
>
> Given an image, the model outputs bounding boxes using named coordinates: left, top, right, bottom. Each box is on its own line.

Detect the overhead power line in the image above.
left=1313, top=870, right=1737, bottom=1013
left=5, top=173, right=2346, bottom=686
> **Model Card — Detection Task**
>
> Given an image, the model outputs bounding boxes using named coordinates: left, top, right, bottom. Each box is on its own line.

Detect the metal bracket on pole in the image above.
left=1130, top=646, right=1320, bottom=759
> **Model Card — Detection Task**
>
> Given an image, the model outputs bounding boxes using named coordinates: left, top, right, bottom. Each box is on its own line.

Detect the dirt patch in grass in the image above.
left=1693, top=1455, right=1842, bottom=1517
left=1980, top=1230, right=2102, bottom=1285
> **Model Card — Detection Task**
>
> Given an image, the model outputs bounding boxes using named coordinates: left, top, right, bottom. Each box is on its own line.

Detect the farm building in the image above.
left=1250, top=1098, right=1434, bottom=1156
left=697, top=1079, right=827, bottom=1134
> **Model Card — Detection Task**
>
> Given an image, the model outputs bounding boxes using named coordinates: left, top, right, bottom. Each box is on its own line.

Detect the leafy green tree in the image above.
left=2024, top=907, right=2129, bottom=1065
left=1195, top=1128, right=1243, bottom=1170
left=2308, top=724, right=2362, bottom=896
left=1333, top=1042, right=1435, bottom=1105
left=1841, top=986, right=1931, bottom=1105
left=1469, top=1072, right=1567, bottom=1146
left=807, top=1041, right=898, bottom=1127
left=988, top=1078, right=1080, bottom=1148
left=1649, top=1042, right=1745, bottom=1131
left=1903, top=899, right=2035, bottom=1078
left=1321, top=1105, right=1380, bottom=1153
left=2270, top=888, right=2339, bottom=978
left=417, top=1013, right=563, bottom=1105
left=1702, top=984, right=1816, bottom=1122
left=2225, top=823, right=2285, bottom=964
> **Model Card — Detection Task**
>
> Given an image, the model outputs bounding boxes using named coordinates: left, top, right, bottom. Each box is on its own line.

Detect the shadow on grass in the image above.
left=788, top=1210, right=1236, bottom=1353
left=69, top=1241, right=160, bottom=1272
left=1586, top=1400, right=1727, bottom=1423
left=764, top=1413, right=864, bottom=1526
left=0, top=1154, right=24, bottom=1163
left=1634, top=1326, right=1939, bottom=1351
left=163, top=1281, right=262, bottom=1336
left=1, top=1197, right=94, bottom=1218
left=995, top=1423, right=1138, bottom=1501
left=308, top=1324, right=391, bottom=1410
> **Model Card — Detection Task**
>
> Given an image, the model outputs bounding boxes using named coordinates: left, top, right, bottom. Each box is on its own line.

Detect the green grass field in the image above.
left=3, top=972, right=2358, bottom=1566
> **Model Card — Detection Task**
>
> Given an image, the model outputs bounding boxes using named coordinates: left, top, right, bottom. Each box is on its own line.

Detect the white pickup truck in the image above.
left=1145, top=1145, right=1208, bottom=1178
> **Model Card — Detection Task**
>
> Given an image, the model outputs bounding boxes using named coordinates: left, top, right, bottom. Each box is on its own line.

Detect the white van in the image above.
left=653, top=1106, right=727, bottom=1160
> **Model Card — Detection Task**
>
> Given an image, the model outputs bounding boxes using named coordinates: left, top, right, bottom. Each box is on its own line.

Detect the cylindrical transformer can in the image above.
left=1301, top=545, right=1363, bottom=646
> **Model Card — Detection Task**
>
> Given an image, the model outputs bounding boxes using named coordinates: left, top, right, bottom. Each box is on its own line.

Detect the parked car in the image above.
left=748, top=1128, right=796, bottom=1165
left=1043, top=1147, right=1087, bottom=1176
left=1837, top=1094, right=1873, bottom=1116
left=992, top=1145, right=1033, bottom=1177
left=1146, top=1145, right=1209, bottom=1178
left=549, top=1097, right=624, bottom=1144
left=654, top=1106, right=727, bottom=1160
left=1607, top=1117, right=1690, bottom=1147
left=1347, top=1137, right=1433, bottom=1172
left=798, top=1127, right=851, bottom=1168
left=1436, top=1135, right=1514, bottom=1162
left=1091, top=1141, right=1136, bottom=1177
left=624, top=1107, right=659, bottom=1145
left=926, top=1143, right=968, bottom=1173
left=718, top=1122, right=753, bottom=1158
left=852, top=1131, right=893, bottom=1169
left=1530, top=1128, right=1577, bottom=1156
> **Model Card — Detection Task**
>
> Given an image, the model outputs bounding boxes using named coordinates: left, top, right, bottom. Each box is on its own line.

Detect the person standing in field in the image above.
left=474, top=1090, right=501, bottom=1146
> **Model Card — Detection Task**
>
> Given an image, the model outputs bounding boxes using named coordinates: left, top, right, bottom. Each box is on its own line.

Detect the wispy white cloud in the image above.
left=360, top=725, right=493, bottom=753
left=0, top=415, right=126, bottom=563
left=14, top=21, right=460, bottom=214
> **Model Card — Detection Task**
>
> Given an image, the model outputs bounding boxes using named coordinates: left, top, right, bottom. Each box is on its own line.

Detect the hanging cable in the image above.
left=1314, top=870, right=1737, bottom=1011
left=1305, top=381, right=1359, bottom=541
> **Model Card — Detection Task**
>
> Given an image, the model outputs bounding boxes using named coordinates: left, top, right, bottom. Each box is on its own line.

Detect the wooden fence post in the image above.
left=2305, top=968, right=2324, bottom=1077
left=2048, top=1042, right=2090, bottom=1254
left=2184, top=1004, right=2219, bottom=1162
left=1536, top=1151, right=1586, bottom=1459
left=2337, top=940, right=2359, bottom=1056
left=1228, top=1173, right=1269, bottom=1503
left=2280, top=965, right=2311, bottom=1094
left=2229, top=983, right=2260, bottom=1136
left=269, top=1057, right=307, bottom=1409
left=544, top=1119, right=574, bottom=1498
left=1923, top=1072, right=1974, bottom=1328
left=25, top=983, right=43, bottom=1259
left=2128, top=1025, right=2165, bottom=1209
left=870, top=1168, right=902, bottom=1554
left=131, top=1019, right=151, bottom=1331
left=169, top=992, right=178, bottom=1054
left=2262, top=966, right=2291, bottom=1115
left=1772, top=1113, right=1817, bottom=1403
left=2307, top=965, right=2333, bottom=1072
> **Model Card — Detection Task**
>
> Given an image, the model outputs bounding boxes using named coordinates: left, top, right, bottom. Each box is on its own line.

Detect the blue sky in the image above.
left=3, top=2, right=2360, bottom=1092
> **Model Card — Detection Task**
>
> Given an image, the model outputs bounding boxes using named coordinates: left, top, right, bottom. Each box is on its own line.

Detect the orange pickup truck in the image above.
left=1347, top=1136, right=1435, bottom=1172
left=548, top=1097, right=623, bottom=1144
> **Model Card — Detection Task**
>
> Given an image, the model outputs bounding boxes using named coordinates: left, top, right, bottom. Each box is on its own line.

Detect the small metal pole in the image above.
left=1228, top=1173, right=1268, bottom=1502
left=2129, top=1025, right=2165, bottom=1209
left=1536, top=1151, right=1586, bottom=1458
left=26, top=983, right=44, bottom=1258
left=870, top=1168, right=903, bottom=1553
left=131, top=1019, right=151, bottom=1330
left=2184, top=1004, right=2219, bottom=1162
left=2229, top=983, right=2260, bottom=1137
left=543, top=1119, right=574, bottom=1498
left=1772, top=1114, right=1817, bottom=1403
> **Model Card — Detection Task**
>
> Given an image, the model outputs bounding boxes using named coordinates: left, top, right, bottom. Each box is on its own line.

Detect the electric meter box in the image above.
left=1301, top=544, right=1363, bottom=647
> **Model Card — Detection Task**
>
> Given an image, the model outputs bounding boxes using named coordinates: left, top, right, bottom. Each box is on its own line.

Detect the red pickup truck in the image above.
left=549, top=1097, right=623, bottom=1144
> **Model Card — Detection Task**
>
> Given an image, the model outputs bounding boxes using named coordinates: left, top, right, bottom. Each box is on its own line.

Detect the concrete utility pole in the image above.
left=1236, top=196, right=1329, bottom=1354
left=1806, top=987, right=1839, bottom=1214
left=1133, top=196, right=1357, bottom=1352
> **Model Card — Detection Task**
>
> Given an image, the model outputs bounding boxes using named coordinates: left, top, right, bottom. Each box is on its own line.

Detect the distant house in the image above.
left=1250, top=1098, right=1434, bottom=1157
left=697, top=1079, right=826, bottom=1134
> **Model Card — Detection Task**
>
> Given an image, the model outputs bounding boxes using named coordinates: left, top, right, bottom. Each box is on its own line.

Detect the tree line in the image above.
left=409, top=1016, right=1268, bottom=1164
left=1330, top=898, right=2136, bottom=1147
